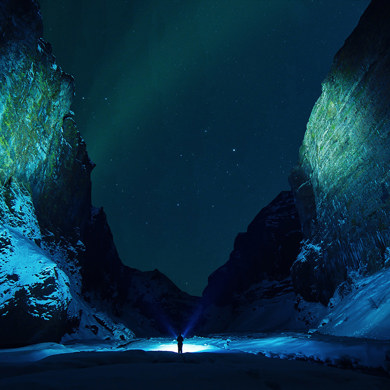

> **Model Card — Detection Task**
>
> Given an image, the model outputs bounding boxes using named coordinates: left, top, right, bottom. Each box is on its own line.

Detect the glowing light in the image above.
left=146, top=342, right=215, bottom=353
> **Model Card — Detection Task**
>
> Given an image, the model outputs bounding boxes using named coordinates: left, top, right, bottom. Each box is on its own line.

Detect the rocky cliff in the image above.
left=0, top=0, right=196, bottom=347
left=198, top=0, right=390, bottom=339
left=290, top=0, right=390, bottom=305
left=203, top=192, right=302, bottom=306
left=197, top=192, right=310, bottom=334
left=4, top=0, right=390, bottom=346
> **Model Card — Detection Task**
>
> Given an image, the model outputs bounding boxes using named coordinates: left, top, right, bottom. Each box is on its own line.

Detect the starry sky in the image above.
left=39, top=0, right=369, bottom=296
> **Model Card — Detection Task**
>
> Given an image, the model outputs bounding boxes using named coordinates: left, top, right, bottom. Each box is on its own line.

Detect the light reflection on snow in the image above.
left=0, top=334, right=389, bottom=371
left=125, top=337, right=223, bottom=353
left=144, top=342, right=216, bottom=353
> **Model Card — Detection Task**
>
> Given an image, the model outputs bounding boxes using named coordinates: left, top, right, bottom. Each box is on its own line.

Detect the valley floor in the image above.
left=0, top=334, right=389, bottom=389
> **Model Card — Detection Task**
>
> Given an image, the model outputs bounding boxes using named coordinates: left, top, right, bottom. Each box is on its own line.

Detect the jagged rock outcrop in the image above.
left=0, top=183, right=72, bottom=347
left=203, top=192, right=302, bottom=305
left=0, top=0, right=93, bottom=347
left=199, top=0, right=390, bottom=339
left=83, top=207, right=199, bottom=337
left=197, top=191, right=307, bottom=334
left=290, top=0, right=390, bottom=305
left=0, top=0, right=196, bottom=347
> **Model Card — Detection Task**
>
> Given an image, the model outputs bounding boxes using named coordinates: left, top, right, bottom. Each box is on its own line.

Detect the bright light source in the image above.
left=146, top=342, right=215, bottom=353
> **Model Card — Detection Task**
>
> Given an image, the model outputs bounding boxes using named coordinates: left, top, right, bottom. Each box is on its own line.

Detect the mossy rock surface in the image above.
left=290, top=0, right=390, bottom=303
left=0, top=36, right=93, bottom=236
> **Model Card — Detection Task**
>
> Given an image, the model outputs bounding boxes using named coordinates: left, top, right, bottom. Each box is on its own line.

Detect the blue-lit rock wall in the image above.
left=0, top=0, right=198, bottom=346
left=290, top=0, right=390, bottom=304
left=0, top=0, right=134, bottom=347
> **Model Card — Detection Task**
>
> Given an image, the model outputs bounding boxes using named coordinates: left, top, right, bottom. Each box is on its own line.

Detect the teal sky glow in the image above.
left=39, top=0, right=370, bottom=295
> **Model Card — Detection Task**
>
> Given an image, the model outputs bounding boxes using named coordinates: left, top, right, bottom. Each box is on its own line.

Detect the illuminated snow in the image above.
left=144, top=341, right=216, bottom=353
left=0, top=334, right=389, bottom=372
left=0, top=184, right=134, bottom=343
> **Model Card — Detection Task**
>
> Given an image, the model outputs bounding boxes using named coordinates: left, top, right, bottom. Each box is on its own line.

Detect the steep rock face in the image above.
left=198, top=191, right=307, bottom=333
left=0, top=0, right=196, bottom=346
left=0, top=8, right=93, bottom=237
left=0, top=0, right=97, bottom=347
left=203, top=191, right=302, bottom=306
left=290, top=0, right=390, bottom=304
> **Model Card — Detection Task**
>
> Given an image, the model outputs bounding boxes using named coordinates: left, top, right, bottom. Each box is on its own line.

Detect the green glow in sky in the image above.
left=39, top=0, right=370, bottom=295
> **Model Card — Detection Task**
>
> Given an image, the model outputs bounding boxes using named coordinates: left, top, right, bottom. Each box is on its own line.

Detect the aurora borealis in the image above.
left=38, top=0, right=369, bottom=295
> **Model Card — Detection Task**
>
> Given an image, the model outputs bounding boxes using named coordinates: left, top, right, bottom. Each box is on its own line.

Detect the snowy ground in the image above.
left=0, top=334, right=389, bottom=389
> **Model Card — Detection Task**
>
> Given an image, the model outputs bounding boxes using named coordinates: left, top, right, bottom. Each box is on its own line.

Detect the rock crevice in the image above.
left=290, top=0, right=390, bottom=304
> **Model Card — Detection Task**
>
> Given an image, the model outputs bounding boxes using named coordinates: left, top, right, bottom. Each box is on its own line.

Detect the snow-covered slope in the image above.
left=199, top=278, right=324, bottom=335
left=0, top=0, right=196, bottom=347
left=0, top=183, right=72, bottom=346
left=0, top=335, right=389, bottom=389
left=287, top=0, right=390, bottom=338
left=317, top=268, right=390, bottom=339
left=0, top=180, right=133, bottom=347
left=0, top=0, right=136, bottom=346
left=198, top=0, right=390, bottom=341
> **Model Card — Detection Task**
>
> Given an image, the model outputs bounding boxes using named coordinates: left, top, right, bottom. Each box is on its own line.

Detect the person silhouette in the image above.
left=177, top=333, right=184, bottom=353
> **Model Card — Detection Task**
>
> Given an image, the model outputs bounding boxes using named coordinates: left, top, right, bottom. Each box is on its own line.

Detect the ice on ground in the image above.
left=0, top=333, right=389, bottom=373
left=0, top=345, right=389, bottom=390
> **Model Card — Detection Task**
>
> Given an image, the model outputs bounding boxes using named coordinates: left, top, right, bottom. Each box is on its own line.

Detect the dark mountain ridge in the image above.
left=0, top=0, right=197, bottom=347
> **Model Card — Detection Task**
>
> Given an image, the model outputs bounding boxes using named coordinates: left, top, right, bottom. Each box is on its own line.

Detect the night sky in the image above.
left=38, top=0, right=369, bottom=296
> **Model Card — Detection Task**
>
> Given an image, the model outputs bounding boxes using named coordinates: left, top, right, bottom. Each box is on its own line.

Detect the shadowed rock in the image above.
left=290, top=0, right=390, bottom=304
left=203, top=191, right=302, bottom=306
left=198, top=191, right=303, bottom=333
left=0, top=0, right=197, bottom=347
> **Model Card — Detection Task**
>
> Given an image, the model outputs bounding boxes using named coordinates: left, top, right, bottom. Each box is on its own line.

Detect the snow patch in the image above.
left=317, top=268, right=390, bottom=339
left=0, top=334, right=389, bottom=374
left=296, top=240, right=322, bottom=263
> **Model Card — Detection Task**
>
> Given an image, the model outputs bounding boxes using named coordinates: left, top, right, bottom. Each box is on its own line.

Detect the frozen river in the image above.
left=0, top=334, right=389, bottom=389
left=1, top=332, right=389, bottom=372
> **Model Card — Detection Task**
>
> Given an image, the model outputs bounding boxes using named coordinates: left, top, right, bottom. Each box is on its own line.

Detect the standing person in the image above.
left=177, top=333, right=184, bottom=353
